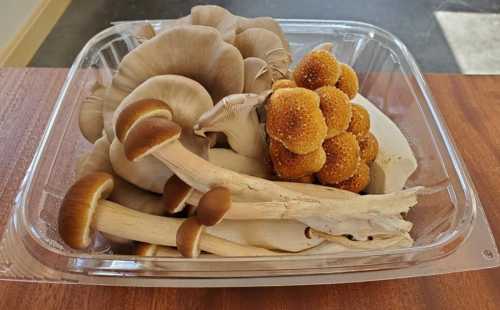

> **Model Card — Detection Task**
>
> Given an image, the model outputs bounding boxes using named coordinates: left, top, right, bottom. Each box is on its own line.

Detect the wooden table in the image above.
left=0, top=69, right=498, bottom=309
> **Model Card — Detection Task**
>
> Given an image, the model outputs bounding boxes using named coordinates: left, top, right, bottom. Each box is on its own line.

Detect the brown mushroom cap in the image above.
left=269, top=139, right=326, bottom=179
left=163, top=175, right=194, bottom=214
left=293, top=50, right=341, bottom=90
left=336, top=63, right=359, bottom=99
left=348, top=104, right=370, bottom=137
left=358, top=132, right=379, bottom=163
left=335, top=162, right=370, bottom=193
left=115, top=99, right=173, bottom=143
left=272, top=79, right=297, bottom=90
left=123, top=117, right=181, bottom=161
left=58, top=172, right=114, bottom=249
left=315, top=86, right=353, bottom=138
left=316, top=132, right=360, bottom=185
left=176, top=216, right=204, bottom=258
left=266, top=88, right=327, bottom=154
left=134, top=242, right=158, bottom=256
left=197, top=187, right=232, bottom=226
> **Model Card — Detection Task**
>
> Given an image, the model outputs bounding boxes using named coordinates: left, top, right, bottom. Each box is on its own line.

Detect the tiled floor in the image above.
left=29, top=0, right=500, bottom=73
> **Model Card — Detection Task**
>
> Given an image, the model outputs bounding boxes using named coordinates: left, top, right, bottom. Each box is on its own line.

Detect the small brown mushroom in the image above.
left=358, top=132, right=379, bottom=163
left=176, top=216, right=204, bottom=258
left=272, top=79, right=297, bottom=90
left=59, top=172, right=279, bottom=256
left=197, top=187, right=232, bottom=226
left=163, top=175, right=194, bottom=214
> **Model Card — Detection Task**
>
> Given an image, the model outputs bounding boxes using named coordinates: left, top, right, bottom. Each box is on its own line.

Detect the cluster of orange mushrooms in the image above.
left=61, top=5, right=420, bottom=259
left=266, top=48, right=379, bottom=193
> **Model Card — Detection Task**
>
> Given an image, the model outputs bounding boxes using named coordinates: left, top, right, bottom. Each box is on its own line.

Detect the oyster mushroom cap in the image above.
left=79, top=83, right=105, bottom=143
left=237, top=16, right=289, bottom=51
left=312, top=42, right=334, bottom=52
left=235, top=28, right=290, bottom=80
left=103, top=25, right=244, bottom=140
left=191, top=5, right=238, bottom=44
left=131, top=22, right=156, bottom=44
left=109, top=138, right=173, bottom=194
left=194, top=92, right=269, bottom=159
left=243, top=57, right=273, bottom=94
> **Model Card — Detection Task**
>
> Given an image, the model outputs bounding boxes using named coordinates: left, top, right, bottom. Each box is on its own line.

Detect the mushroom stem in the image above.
left=152, top=139, right=421, bottom=209
left=91, top=199, right=278, bottom=256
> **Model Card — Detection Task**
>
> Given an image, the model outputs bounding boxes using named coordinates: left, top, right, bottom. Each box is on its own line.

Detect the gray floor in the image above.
left=30, top=0, right=500, bottom=72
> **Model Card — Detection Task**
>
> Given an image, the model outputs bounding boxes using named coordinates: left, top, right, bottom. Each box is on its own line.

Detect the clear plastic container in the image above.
left=0, top=19, right=492, bottom=286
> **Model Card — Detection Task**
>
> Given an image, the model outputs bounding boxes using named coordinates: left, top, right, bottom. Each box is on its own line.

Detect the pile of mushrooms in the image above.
left=67, top=5, right=420, bottom=258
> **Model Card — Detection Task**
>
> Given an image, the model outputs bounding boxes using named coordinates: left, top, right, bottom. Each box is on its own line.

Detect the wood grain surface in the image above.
left=0, top=69, right=499, bottom=310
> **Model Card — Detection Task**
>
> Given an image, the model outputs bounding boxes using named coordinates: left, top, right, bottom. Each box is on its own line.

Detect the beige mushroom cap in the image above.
left=59, top=172, right=114, bottom=249
left=243, top=57, right=273, bottom=93
left=79, top=83, right=105, bottom=143
left=237, top=16, right=289, bottom=51
left=123, top=117, right=181, bottom=161
left=191, top=5, right=238, bottom=44
left=235, top=28, right=290, bottom=80
left=103, top=25, right=244, bottom=139
left=176, top=216, right=204, bottom=258
left=163, top=175, right=194, bottom=214
left=197, top=187, right=232, bottom=226
left=109, top=138, right=173, bottom=194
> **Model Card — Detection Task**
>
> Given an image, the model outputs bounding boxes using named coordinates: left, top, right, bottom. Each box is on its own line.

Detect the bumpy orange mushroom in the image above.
left=315, top=86, right=352, bottom=138
left=335, top=162, right=370, bottom=193
left=316, top=132, right=360, bottom=185
left=348, top=104, right=370, bottom=137
left=266, top=88, right=327, bottom=155
left=293, top=50, right=341, bottom=90
left=358, top=132, right=379, bottom=163
left=269, top=139, right=326, bottom=179
left=336, top=63, right=359, bottom=99
left=272, top=79, right=297, bottom=90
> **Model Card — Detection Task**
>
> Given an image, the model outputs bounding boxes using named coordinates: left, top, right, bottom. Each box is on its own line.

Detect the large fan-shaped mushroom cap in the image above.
left=103, top=25, right=244, bottom=139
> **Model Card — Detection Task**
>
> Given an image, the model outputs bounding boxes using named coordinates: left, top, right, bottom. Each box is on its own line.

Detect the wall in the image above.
left=0, top=0, right=41, bottom=51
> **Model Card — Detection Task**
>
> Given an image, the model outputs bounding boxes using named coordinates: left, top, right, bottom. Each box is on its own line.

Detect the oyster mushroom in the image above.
left=194, top=92, right=269, bottom=159
left=131, top=22, right=156, bottom=44
left=79, top=83, right=105, bottom=143
left=243, top=57, right=273, bottom=93
left=103, top=25, right=244, bottom=140
left=190, top=5, right=238, bottom=44
left=235, top=28, right=290, bottom=80
left=237, top=16, right=289, bottom=51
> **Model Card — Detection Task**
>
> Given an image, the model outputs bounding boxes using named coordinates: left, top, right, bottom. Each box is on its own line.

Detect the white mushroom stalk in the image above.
left=194, top=92, right=270, bottom=159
